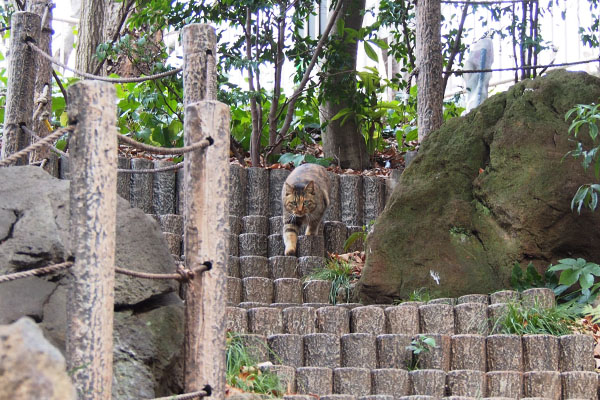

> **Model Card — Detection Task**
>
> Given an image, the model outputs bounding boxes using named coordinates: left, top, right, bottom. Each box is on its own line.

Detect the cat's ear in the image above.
left=284, top=182, right=294, bottom=194
left=304, top=181, right=315, bottom=194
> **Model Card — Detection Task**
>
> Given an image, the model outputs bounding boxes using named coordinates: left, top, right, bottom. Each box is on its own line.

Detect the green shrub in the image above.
left=226, top=332, right=284, bottom=397
left=490, top=302, right=575, bottom=336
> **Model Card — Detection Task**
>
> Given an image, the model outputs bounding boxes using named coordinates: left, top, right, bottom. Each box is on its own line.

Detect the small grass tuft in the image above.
left=304, top=259, right=357, bottom=304
left=491, top=301, right=576, bottom=336
left=226, top=332, right=284, bottom=397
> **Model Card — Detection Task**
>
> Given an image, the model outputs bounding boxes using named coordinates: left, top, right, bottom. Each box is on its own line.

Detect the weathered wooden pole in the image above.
left=0, top=12, right=40, bottom=164
left=66, top=81, right=117, bottom=400
left=182, top=23, right=229, bottom=398
left=182, top=23, right=217, bottom=104
left=26, top=0, right=58, bottom=175
left=416, top=0, right=443, bottom=142
left=183, top=101, right=230, bottom=397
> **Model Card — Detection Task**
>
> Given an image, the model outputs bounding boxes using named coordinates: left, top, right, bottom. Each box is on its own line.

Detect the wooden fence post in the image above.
left=183, top=100, right=230, bottom=397
left=26, top=0, right=59, bottom=176
left=0, top=11, right=40, bottom=164
left=182, top=23, right=217, bottom=104
left=66, top=81, right=118, bottom=400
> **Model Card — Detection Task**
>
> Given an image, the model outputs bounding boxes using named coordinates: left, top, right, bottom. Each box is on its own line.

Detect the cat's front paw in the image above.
left=284, top=247, right=296, bottom=256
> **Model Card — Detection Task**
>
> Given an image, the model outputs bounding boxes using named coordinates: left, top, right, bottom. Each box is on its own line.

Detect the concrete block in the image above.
left=129, top=158, right=154, bottom=213
left=227, top=277, right=242, bottom=305
left=229, top=164, right=247, bottom=217
left=345, top=226, right=365, bottom=253
left=486, top=334, right=523, bottom=371
left=247, top=167, right=269, bottom=216
left=351, top=306, right=385, bottom=335
left=242, top=277, right=273, bottom=304
left=559, top=334, right=595, bottom=371
left=521, top=288, right=555, bottom=309
left=376, top=334, right=412, bottom=369
left=260, top=364, right=296, bottom=394
left=324, top=221, right=348, bottom=255
left=228, top=256, right=240, bottom=278
left=248, top=307, right=283, bottom=336
left=304, top=333, right=340, bottom=368
left=295, top=367, right=333, bottom=396
left=489, top=290, right=519, bottom=304
left=385, top=304, right=420, bottom=335
left=523, top=371, right=561, bottom=400
left=268, top=234, right=285, bottom=257
left=268, top=334, right=304, bottom=367
left=237, top=333, right=268, bottom=363
left=522, top=334, right=559, bottom=371
left=486, top=371, right=523, bottom=398
left=230, top=215, right=243, bottom=236
left=451, top=334, right=486, bottom=371
left=269, top=216, right=283, bottom=236
left=419, top=304, right=454, bottom=335
left=268, top=168, right=290, bottom=217
left=117, top=156, right=130, bottom=201
left=152, top=159, right=176, bottom=215
left=416, top=334, right=451, bottom=371
left=239, top=255, right=269, bottom=278
left=303, top=280, right=332, bottom=304
left=341, top=333, right=377, bottom=368
left=363, top=175, right=386, bottom=225
left=561, top=371, right=597, bottom=399
left=297, top=235, right=325, bottom=257
left=239, top=233, right=268, bottom=257
left=317, top=306, right=350, bottom=335
left=297, top=256, right=326, bottom=277
left=226, top=306, right=248, bottom=333
left=371, top=368, right=410, bottom=398
left=274, top=278, right=303, bottom=304
left=454, top=302, right=488, bottom=335
left=446, top=370, right=486, bottom=397
left=242, top=215, right=269, bottom=235
left=340, top=174, right=364, bottom=226
left=283, top=306, right=316, bottom=335
left=324, top=172, right=341, bottom=222
left=270, top=256, right=298, bottom=279
left=409, top=369, right=446, bottom=397
left=230, top=234, right=239, bottom=257
left=333, top=367, right=371, bottom=397
left=457, top=294, right=488, bottom=305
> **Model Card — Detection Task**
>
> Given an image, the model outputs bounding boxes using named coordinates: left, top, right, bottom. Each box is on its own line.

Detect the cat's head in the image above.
left=283, top=181, right=317, bottom=216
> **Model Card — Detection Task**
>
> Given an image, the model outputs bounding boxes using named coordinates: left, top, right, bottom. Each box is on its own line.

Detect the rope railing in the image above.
left=27, top=40, right=182, bottom=84
left=450, top=58, right=600, bottom=75
left=21, top=124, right=69, bottom=158
left=118, top=133, right=213, bottom=155
left=0, top=261, right=211, bottom=284
left=117, top=162, right=184, bottom=174
left=0, top=261, right=74, bottom=283
left=151, top=388, right=210, bottom=400
left=0, top=126, right=72, bottom=167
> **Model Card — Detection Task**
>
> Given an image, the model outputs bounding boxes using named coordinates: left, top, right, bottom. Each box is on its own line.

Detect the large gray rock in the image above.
left=112, top=298, right=185, bottom=399
left=0, top=317, right=76, bottom=400
left=359, top=70, right=600, bottom=302
left=0, top=166, right=178, bottom=310
left=0, top=166, right=183, bottom=397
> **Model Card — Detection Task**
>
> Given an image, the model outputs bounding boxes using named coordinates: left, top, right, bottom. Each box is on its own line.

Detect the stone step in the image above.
left=271, top=366, right=598, bottom=398
left=226, top=288, right=558, bottom=334
left=227, top=329, right=595, bottom=375
left=104, top=164, right=397, bottom=226
left=226, top=278, right=333, bottom=306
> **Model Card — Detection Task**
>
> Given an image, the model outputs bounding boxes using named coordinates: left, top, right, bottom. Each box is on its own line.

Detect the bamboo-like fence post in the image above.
left=0, top=11, right=40, bottom=164
left=182, top=23, right=217, bottom=104
left=66, top=81, right=118, bottom=400
left=183, top=101, right=230, bottom=398
left=416, top=0, right=443, bottom=142
left=26, top=0, right=58, bottom=175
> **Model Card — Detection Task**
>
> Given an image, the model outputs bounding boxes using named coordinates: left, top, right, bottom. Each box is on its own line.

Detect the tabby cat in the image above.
left=281, top=163, right=331, bottom=256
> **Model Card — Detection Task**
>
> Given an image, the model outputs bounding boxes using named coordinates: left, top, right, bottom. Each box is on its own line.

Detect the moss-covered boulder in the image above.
left=357, top=70, right=600, bottom=303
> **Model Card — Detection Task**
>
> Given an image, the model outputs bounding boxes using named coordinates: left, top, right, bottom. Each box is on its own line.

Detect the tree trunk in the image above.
left=320, top=0, right=369, bottom=170
left=416, top=0, right=443, bottom=142
left=75, top=0, right=105, bottom=73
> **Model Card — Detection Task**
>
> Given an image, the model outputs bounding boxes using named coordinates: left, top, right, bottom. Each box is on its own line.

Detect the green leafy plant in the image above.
left=548, top=258, right=600, bottom=304
left=490, top=301, right=575, bottom=336
left=304, top=259, right=358, bottom=304
left=564, top=103, right=600, bottom=213
left=408, top=287, right=432, bottom=303
left=343, top=220, right=374, bottom=252
left=226, top=332, right=284, bottom=397
left=278, top=153, right=332, bottom=168
left=510, top=262, right=558, bottom=292
left=406, top=335, right=436, bottom=370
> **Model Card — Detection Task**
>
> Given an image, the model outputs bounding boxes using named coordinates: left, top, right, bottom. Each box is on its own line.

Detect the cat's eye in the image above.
left=290, top=201, right=297, bottom=207
left=303, top=201, right=309, bottom=206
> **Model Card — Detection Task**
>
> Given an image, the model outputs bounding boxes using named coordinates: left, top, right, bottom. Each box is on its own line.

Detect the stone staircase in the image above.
left=105, top=162, right=598, bottom=399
